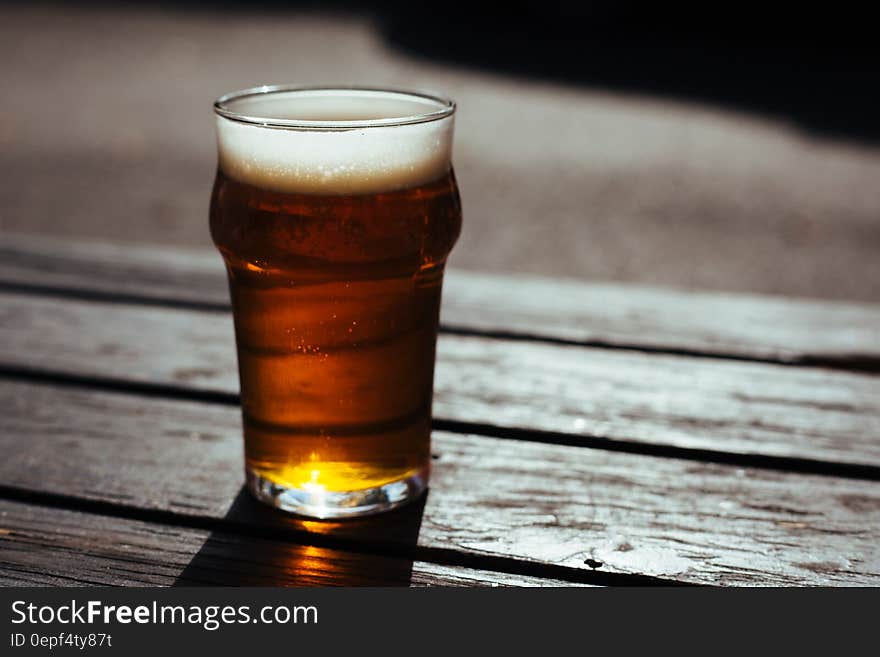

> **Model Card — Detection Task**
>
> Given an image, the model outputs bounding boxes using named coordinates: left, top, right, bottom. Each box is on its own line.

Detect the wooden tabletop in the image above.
left=1, top=234, right=878, bottom=586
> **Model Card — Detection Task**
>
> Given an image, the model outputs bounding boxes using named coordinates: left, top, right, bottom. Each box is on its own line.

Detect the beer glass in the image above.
left=210, top=86, right=461, bottom=518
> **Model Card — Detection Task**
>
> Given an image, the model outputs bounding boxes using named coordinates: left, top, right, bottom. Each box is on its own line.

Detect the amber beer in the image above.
left=210, top=87, right=460, bottom=518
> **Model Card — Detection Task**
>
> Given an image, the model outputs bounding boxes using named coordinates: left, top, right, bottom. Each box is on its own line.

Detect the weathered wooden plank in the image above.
left=0, top=499, right=578, bottom=587
left=1, top=380, right=878, bottom=586
left=1, top=234, right=878, bottom=365
left=1, top=292, right=878, bottom=468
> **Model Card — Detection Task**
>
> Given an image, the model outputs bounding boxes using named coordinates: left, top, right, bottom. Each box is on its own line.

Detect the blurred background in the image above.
left=2, top=1, right=878, bottom=301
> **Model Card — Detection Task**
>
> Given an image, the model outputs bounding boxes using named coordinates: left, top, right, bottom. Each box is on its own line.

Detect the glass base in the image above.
left=245, top=467, right=428, bottom=519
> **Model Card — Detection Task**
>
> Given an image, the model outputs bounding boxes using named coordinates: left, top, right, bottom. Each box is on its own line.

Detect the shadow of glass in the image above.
left=174, top=487, right=427, bottom=586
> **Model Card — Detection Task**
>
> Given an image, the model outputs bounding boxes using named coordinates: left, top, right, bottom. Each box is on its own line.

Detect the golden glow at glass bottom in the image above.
left=250, top=461, right=424, bottom=493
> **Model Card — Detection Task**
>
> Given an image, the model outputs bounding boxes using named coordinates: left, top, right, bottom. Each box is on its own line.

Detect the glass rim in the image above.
left=213, top=85, right=456, bottom=131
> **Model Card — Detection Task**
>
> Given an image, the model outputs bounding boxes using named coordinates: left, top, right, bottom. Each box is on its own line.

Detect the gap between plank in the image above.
left=1, top=281, right=877, bottom=374
left=0, top=483, right=687, bottom=587
left=2, top=364, right=878, bottom=482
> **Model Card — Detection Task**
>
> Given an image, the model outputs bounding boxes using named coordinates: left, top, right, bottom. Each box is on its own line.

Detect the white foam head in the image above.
left=214, top=87, right=455, bottom=195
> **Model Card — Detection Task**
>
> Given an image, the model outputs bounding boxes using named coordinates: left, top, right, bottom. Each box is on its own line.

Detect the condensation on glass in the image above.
left=210, top=86, right=461, bottom=518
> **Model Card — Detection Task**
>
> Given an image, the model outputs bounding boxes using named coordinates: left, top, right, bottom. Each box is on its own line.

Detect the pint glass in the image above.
left=210, top=86, right=461, bottom=518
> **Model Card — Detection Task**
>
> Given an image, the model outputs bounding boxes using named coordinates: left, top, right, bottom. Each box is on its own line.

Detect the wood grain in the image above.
left=1, top=234, right=878, bottom=367
left=0, top=499, right=580, bottom=587
left=1, top=292, right=878, bottom=468
left=2, top=380, right=878, bottom=586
